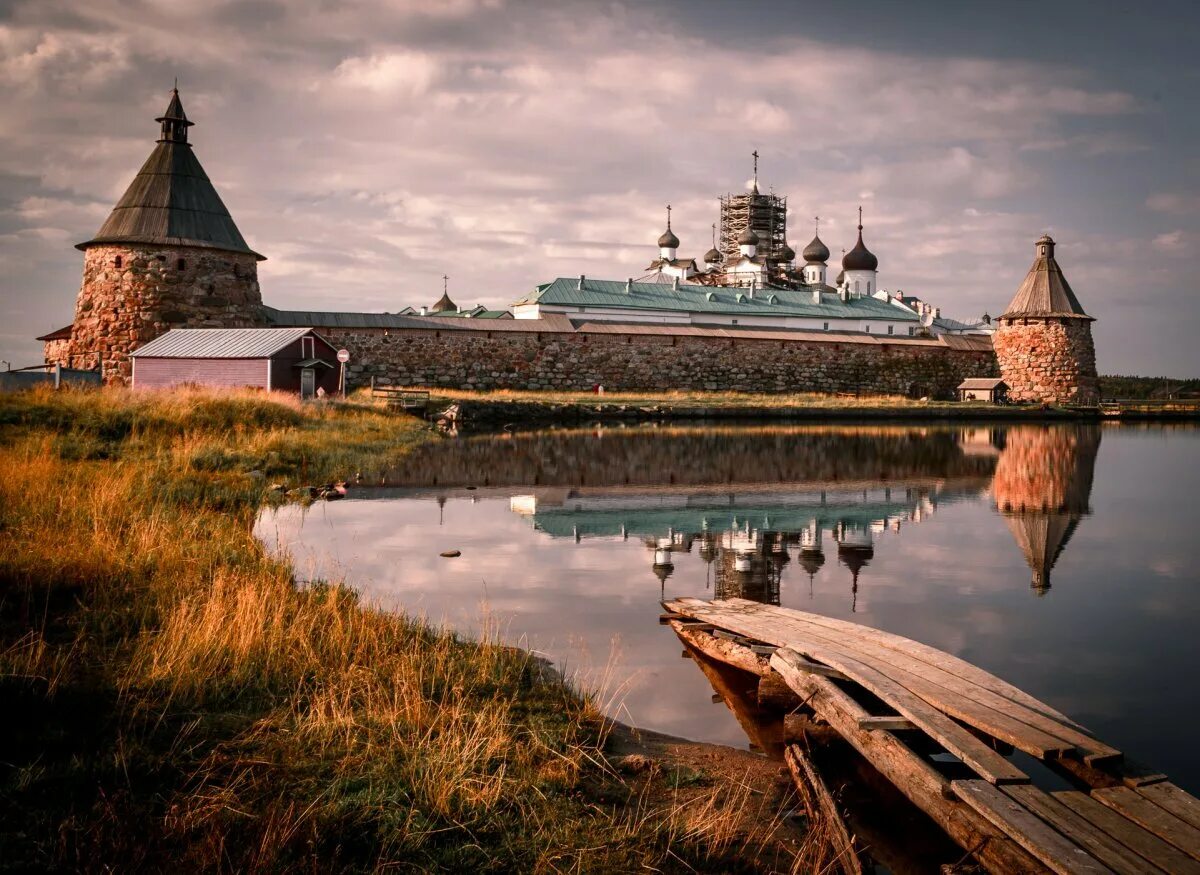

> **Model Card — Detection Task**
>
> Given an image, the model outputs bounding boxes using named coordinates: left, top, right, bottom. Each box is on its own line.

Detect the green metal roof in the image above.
left=523, top=488, right=980, bottom=540
left=515, top=277, right=920, bottom=321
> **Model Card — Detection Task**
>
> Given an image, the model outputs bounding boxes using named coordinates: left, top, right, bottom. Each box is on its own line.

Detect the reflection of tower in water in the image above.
left=798, top=520, right=826, bottom=598
left=711, top=524, right=784, bottom=606
left=835, top=520, right=875, bottom=613
left=991, top=426, right=1100, bottom=595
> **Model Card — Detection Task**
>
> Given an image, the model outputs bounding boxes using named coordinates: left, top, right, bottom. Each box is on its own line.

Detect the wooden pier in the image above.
left=662, top=597, right=1200, bottom=874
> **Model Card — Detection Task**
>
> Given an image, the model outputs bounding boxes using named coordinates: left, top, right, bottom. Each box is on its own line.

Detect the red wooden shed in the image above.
left=130, top=327, right=340, bottom=397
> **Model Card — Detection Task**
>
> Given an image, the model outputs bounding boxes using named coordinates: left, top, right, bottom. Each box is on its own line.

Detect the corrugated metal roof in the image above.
left=515, top=277, right=921, bottom=321
left=958, top=378, right=1006, bottom=389
left=131, top=327, right=317, bottom=358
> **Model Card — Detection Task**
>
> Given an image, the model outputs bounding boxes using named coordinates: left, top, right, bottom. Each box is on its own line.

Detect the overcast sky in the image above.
left=1, top=0, right=1197, bottom=375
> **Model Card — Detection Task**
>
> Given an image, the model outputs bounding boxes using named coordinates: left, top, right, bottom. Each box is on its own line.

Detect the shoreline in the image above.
left=425, top=396, right=1200, bottom=430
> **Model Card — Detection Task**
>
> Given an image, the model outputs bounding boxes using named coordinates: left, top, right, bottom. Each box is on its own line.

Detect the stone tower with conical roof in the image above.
left=64, top=89, right=266, bottom=383
left=993, top=236, right=1098, bottom=405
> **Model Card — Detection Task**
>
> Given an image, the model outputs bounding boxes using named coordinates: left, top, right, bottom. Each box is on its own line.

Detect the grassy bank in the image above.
left=0, top=388, right=803, bottom=872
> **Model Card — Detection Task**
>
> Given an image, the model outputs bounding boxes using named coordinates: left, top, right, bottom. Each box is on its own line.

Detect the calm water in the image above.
left=256, top=422, right=1200, bottom=792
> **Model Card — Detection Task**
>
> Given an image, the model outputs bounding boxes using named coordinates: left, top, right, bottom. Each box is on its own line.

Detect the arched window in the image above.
left=854, top=280, right=860, bottom=293
left=867, top=281, right=872, bottom=294
left=177, top=258, right=186, bottom=271
left=114, top=255, right=122, bottom=269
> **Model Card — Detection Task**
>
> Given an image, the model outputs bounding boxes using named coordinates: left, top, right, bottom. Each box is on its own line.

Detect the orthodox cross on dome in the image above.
left=711, top=222, right=717, bottom=248
left=814, top=215, right=820, bottom=235
left=666, top=203, right=672, bottom=230
left=751, top=149, right=760, bottom=192
left=443, top=274, right=448, bottom=294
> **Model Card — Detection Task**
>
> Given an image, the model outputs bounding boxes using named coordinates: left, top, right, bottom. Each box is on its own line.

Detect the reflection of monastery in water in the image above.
left=510, top=480, right=981, bottom=610
left=363, top=422, right=1099, bottom=603
left=990, top=425, right=1100, bottom=594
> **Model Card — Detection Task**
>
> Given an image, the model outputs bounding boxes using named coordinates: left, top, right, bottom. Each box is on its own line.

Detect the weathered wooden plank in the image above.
left=774, top=645, right=1028, bottom=784
left=1091, top=786, right=1200, bottom=860
left=1136, top=781, right=1200, bottom=831
left=1054, top=791, right=1200, bottom=875
left=679, top=610, right=1033, bottom=782
left=667, top=598, right=1110, bottom=761
left=680, top=599, right=1098, bottom=757
left=1002, top=784, right=1166, bottom=875
left=689, top=597, right=1081, bottom=727
left=769, top=650, right=1049, bottom=874
left=785, top=744, right=863, bottom=875
left=759, top=609, right=1117, bottom=761
left=767, top=616, right=1075, bottom=758
left=858, top=716, right=916, bottom=732
left=952, top=780, right=1110, bottom=875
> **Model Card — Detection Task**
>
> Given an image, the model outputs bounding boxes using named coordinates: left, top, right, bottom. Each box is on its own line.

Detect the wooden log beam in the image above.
left=785, top=744, right=864, bottom=875
left=769, top=649, right=1049, bottom=874
left=669, top=620, right=766, bottom=676
left=758, top=669, right=804, bottom=711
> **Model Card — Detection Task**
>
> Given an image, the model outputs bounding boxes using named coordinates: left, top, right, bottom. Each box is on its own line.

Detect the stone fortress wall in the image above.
left=993, top=318, right=1098, bottom=406
left=64, top=244, right=265, bottom=383
left=320, top=325, right=997, bottom=397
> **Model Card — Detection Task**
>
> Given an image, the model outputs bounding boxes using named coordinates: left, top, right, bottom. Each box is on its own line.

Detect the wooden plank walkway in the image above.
left=663, top=597, right=1200, bottom=875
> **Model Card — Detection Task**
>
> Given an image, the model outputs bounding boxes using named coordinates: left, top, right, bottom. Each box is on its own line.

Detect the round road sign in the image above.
left=337, top=349, right=350, bottom=363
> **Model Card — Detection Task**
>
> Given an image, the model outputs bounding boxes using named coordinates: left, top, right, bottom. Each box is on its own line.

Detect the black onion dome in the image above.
left=431, top=292, right=457, bottom=313
left=836, top=269, right=845, bottom=285
left=738, top=227, right=759, bottom=246
left=802, top=234, right=830, bottom=264
left=842, top=227, right=878, bottom=271
left=779, top=243, right=796, bottom=261
left=704, top=247, right=723, bottom=263
left=658, top=227, right=680, bottom=248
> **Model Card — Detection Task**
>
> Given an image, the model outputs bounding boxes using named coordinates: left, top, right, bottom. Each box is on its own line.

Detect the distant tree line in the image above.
left=1098, top=375, right=1200, bottom=399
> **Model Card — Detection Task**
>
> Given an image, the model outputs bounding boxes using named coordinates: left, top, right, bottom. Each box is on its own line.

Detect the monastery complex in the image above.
left=40, top=91, right=1099, bottom=404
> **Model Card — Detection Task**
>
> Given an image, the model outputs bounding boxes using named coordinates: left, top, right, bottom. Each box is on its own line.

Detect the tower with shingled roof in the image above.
left=61, top=87, right=267, bottom=384
left=993, top=235, right=1098, bottom=405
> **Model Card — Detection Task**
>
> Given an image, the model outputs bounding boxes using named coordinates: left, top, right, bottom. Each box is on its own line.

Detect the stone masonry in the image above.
left=62, top=244, right=265, bottom=383
left=993, top=318, right=1098, bottom=406
left=325, top=326, right=996, bottom=397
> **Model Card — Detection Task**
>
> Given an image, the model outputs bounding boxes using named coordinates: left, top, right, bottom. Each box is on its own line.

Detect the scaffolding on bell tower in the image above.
left=718, top=153, right=788, bottom=263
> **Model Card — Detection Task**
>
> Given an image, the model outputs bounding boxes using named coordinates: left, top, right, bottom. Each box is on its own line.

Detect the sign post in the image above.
left=336, top=349, right=350, bottom=398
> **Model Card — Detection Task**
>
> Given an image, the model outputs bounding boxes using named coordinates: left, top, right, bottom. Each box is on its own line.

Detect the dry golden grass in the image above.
left=0, top=386, right=816, bottom=872
left=383, top=386, right=952, bottom=409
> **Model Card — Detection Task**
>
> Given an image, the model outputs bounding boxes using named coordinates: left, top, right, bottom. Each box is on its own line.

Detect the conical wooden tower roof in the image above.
left=1002, top=235, right=1087, bottom=319
left=1002, top=512, right=1081, bottom=594
left=77, top=90, right=264, bottom=260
